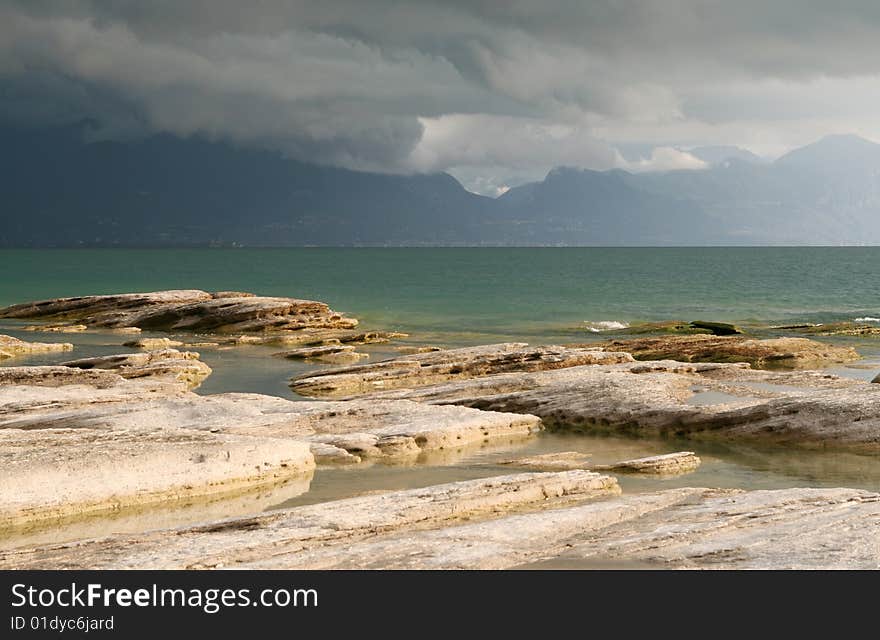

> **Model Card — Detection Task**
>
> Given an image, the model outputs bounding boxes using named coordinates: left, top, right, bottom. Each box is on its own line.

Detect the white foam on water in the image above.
left=584, top=320, right=629, bottom=333
left=855, top=316, right=880, bottom=323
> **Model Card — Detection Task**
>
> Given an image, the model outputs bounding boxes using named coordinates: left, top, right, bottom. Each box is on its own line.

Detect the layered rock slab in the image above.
left=0, top=428, right=315, bottom=532
left=598, top=335, right=859, bottom=368
left=370, top=360, right=880, bottom=450
left=0, top=471, right=620, bottom=569
left=234, top=487, right=880, bottom=570
left=501, top=450, right=701, bottom=476
left=0, top=366, right=541, bottom=461
left=0, top=334, right=72, bottom=359
left=291, top=343, right=635, bottom=398
left=0, top=289, right=357, bottom=334
left=60, top=349, right=212, bottom=389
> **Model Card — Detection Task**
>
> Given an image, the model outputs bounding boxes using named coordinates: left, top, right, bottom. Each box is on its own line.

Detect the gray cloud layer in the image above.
left=4, top=1, right=880, bottom=192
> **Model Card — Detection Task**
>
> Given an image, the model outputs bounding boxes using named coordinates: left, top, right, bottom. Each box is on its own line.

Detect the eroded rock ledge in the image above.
left=291, top=343, right=635, bottom=398
left=596, top=335, right=859, bottom=369
left=368, top=359, right=880, bottom=450
left=0, top=471, right=620, bottom=569
left=0, top=428, right=315, bottom=532
left=4, top=483, right=876, bottom=570
left=0, top=289, right=357, bottom=334
left=0, top=334, right=72, bottom=359
left=0, top=359, right=545, bottom=531
left=60, top=349, right=212, bottom=389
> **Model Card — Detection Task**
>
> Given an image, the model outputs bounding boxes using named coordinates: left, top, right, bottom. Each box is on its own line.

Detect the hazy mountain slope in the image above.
left=3, top=125, right=880, bottom=246
left=0, top=124, right=496, bottom=247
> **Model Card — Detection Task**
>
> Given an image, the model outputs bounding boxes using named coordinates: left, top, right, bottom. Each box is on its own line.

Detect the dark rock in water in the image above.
left=689, top=321, right=742, bottom=335
left=622, top=320, right=741, bottom=336
left=623, top=321, right=711, bottom=335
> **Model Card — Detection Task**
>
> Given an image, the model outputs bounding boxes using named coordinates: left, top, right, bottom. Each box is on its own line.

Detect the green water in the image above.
left=2, top=247, right=880, bottom=341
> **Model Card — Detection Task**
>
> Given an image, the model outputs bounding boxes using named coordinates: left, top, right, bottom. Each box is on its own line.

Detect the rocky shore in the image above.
left=2, top=290, right=879, bottom=569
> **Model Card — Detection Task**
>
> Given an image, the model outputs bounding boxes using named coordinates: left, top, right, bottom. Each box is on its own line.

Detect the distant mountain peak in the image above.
left=776, top=133, right=880, bottom=169
left=688, top=145, right=763, bottom=166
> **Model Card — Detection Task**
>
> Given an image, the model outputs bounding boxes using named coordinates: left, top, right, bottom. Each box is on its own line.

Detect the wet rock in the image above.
left=123, top=337, right=184, bottom=350
left=600, top=335, right=858, bottom=368
left=0, top=427, right=315, bottom=532
left=291, top=343, right=635, bottom=398
left=0, top=289, right=358, bottom=335
left=23, top=324, right=87, bottom=333
left=0, top=471, right=620, bottom=569
left=592, top=451, right=701, bottom=475
left=0, top=334, right=73, bottom=359
left=370, top=360, right=880, bottom=451
left=61, top=349, right=212, bottom=389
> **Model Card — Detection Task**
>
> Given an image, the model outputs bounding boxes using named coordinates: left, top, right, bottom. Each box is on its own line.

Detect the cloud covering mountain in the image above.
left=5, top=1, right=880, bottom=193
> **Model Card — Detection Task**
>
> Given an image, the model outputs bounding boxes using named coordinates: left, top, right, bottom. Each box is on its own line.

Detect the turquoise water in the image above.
left=2, top=247, right=880, bottom=341
left=3, top=247, right=880, bottom=548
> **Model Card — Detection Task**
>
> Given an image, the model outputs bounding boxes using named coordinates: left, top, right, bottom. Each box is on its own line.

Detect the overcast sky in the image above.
left=4, top=1, right=880, bottom=194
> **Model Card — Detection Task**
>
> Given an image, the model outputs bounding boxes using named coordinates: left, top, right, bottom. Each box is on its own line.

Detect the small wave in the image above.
left=584, top=320, right=629, bottom=333
left=855, top=316, right=880, bottom=323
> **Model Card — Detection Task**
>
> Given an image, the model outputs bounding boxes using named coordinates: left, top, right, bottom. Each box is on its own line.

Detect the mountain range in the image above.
left=3, top=124, right=880, bottom=246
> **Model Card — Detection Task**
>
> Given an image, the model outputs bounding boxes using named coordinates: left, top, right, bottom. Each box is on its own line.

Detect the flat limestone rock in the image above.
left=0, top=365, right=142, bottom=389
left=274, top=344, right=357, bottom=359
left=777, top=321, right=880, bottom=337
left=600, top=335, right=859, bottom=368
left=221, top=399, right=543, bottom=462
left=370, top=360, right=880, bottom=450
left=0, top=471, right=620, bottom=569
left=123, top=337, right=184, bottom=349
left=61, top=349, right=212, bottom=389
left=229, top=487, right=880, bottom=570
left=0, top=427, right=315, bottom=532
left=396, top=346, right=444, bottom=354
left=273, top=343, right=370, bottom=363
left=0, top=334, right=73, bottom=359
left=500, top=450, right=700, bottom=475
left=313, top=351, right=369, bottom=364
left=226, top=330, right=407, bottom=348
left=592, top=451, right=701, bottom=475
left=0, top=289, right=358, bottom=334
left=291, top=343, right=635, bottom=398
left=23, top=324, right=87, bottom=333
left=500, top=451, right=593, bottom=471
left=0, top=367, right=541, bottom=462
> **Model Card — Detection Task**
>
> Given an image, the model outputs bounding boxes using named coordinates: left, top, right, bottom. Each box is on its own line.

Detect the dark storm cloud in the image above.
left=4, top=1, right=880, bottom=188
